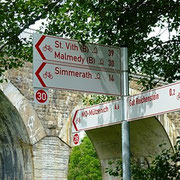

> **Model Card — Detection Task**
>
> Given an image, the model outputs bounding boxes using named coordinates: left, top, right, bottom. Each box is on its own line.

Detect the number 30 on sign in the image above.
left=34, top=88, right=49, bottom=105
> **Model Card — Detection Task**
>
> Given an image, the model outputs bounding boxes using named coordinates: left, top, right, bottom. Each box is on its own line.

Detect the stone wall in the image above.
left=33, top=137, right=70, bottom=179
left=1, top=62, right=84, bottom=179
left=5, top=62, right=83, bottom=141
left=0, top=90, right=33, bottom=180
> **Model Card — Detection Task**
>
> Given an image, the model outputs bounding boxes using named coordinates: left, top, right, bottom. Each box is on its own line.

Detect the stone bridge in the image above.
left=0, top=62, right=179, bottom=179
left=0, top=62, right=83, bottom=179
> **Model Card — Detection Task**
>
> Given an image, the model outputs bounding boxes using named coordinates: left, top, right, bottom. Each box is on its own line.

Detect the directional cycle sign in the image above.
left=72, top=100, right=122, bottom=133
left=33, top=33, right=121, bottom=96
left=72, top=81, right=180, bottom=133
left=128, top=81, right=180, bottom=121
left=33, top=60, right=120, bottom=95
left=33, top=33, right=120, bottom=70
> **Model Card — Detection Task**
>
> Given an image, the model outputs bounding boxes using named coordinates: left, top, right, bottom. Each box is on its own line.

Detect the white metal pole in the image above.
left=121, top=47, right=131, bottom=180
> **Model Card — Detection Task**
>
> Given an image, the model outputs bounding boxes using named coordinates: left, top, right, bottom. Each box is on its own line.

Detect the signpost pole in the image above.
left=121, top=47, right=131, bottom=180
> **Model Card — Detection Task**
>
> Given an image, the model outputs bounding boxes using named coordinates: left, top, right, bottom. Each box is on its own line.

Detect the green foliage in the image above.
left=0, top=0, right=61, bottom=77
left=82, top=94, right=117, bottom=106
left=106, top=137, right=180, bottom=179
left=68, top=136, right=102, bottom=180
left=106, top=159, right=123, bottom=177
left=45, top=0, right=180, bottom=88
left=1, top=0, right=180, bottom=87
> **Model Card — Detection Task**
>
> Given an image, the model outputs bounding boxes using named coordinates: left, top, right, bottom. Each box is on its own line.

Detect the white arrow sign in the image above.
left=33, top=33, right=120, bottom=72
left=128, top=81, right=180, bottom=121
left=72, top=81, right=180, bottom=133
left=33, top=33, right=121, bottom=96
left=72, top=100, right=122, bottom=133
left=33, top=60, right=121, bottom=96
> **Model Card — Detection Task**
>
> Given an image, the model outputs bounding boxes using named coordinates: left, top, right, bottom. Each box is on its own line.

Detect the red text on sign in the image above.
left=65, top=42, right=78, bottom=51
left=55, top=41, right=63, bottom=49
left=129, top=93, right=159, bottom=106
left=81, top=106, right=109, bottom=117
left=87, top=57, right=95, bottom=64
left=169, top=88, right=175, bottom=96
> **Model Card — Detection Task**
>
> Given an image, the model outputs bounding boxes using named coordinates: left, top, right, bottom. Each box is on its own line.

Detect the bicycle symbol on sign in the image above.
left=43, top=71, right=53, bottom=79
left=43, top=44, right=53, bottom=52
left=176, top=92, right=180, bottom=100
left=76, top=118, right=81, bottom=124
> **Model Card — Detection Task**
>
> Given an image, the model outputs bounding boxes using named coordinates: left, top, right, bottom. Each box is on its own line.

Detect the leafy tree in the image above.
left=45, top=0, right=180, bottom=88
left=83, top=94, right=116, bottom=106
left=0, top=0, right=62, bottom=79
left=106, top=137, right=180, bottom=179
left=68, top=136, right=102, bottom=180
left=1, top=0, right=180, bottom=87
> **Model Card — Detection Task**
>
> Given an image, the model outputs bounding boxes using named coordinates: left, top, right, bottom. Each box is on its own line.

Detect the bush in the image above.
left=68, top=136, right=102, bottom=180
left=106, top=137, right=180, bottom=180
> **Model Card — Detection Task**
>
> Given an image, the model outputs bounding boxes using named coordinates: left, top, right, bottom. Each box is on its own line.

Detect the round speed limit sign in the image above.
left=73, top=133, right=80, bottom=145
left=34, top=88, right=49, bottom=104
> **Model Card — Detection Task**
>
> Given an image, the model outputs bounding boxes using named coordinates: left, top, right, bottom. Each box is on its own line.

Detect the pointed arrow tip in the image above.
left=35, top=62, right=46, bottom=87
left=72, top=110, right=79, bottom=131
left=35, top=35, right=46, bottom=60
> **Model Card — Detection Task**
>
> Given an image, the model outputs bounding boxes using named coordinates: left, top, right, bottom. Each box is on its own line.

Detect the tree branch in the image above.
left=0, top=1, right=61, bottom=52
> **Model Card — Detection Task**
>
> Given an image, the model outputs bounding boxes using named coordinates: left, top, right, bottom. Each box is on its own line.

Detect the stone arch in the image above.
left=86, top=117, right=173, bottom=180
left=0, top=89, right=33, bottom=179
left=0, top=81, right=46, bottom=145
